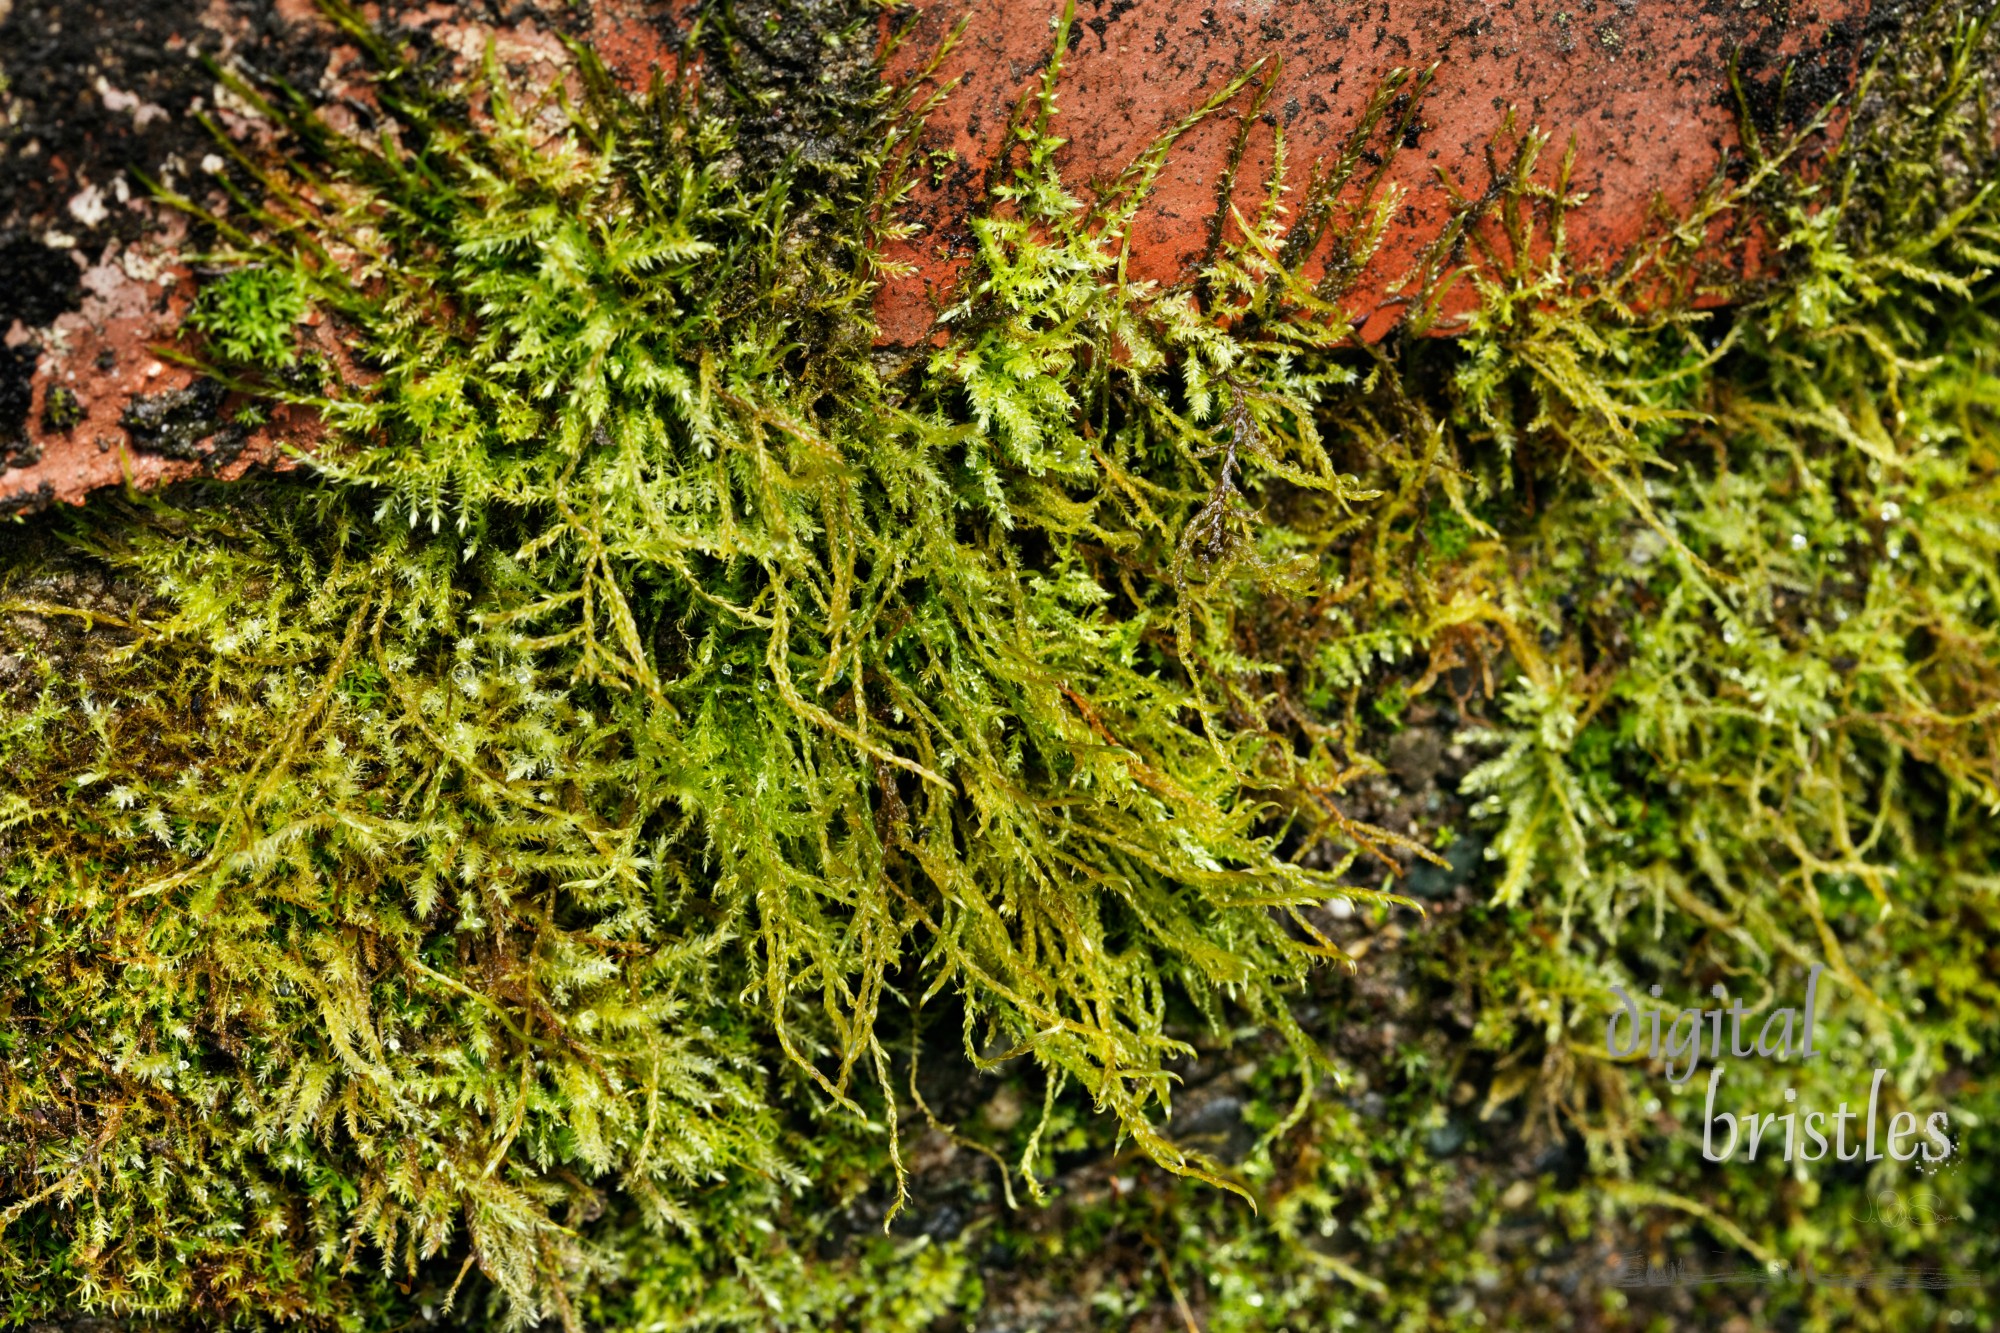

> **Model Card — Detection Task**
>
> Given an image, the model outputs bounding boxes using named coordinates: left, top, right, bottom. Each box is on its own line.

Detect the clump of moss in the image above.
left=1, top=1, right=1419, bottom=1323
left=184, top=265, right=311, bottom=369
left=3, top=0, right=1997, bottom=1328
left=39, top=387, right=84, bottom=434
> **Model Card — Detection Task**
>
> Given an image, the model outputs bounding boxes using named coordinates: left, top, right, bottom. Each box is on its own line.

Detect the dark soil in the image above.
left=0, top=0, right=261, bottom=316
left=1, top=342, right=40, bottom=468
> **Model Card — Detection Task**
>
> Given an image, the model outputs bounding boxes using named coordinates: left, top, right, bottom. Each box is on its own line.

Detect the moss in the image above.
left=40, top=387, right=85, bottom=435
left=185, top=266, right=311, bottom=370
left=2, top=0, right=1998, bottom=1329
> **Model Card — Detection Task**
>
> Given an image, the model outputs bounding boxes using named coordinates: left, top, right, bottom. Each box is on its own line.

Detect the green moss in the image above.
left=184, top=265, right=310, bottom=369
left=2, top=0, right=1997, bottom=1329
left=39, top=387, right=84, bottom=434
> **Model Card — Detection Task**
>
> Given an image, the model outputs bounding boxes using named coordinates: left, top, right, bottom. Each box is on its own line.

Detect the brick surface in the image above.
left=873, top=0, right=1875, bottom=344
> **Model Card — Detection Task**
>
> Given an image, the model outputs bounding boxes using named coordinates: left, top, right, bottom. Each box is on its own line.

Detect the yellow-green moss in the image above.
left=2, top=1, right=1997, bottom=1329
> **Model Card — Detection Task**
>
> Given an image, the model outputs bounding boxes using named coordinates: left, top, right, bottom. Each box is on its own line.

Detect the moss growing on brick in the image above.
left=2, top=1, right=1997, bottom=1330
